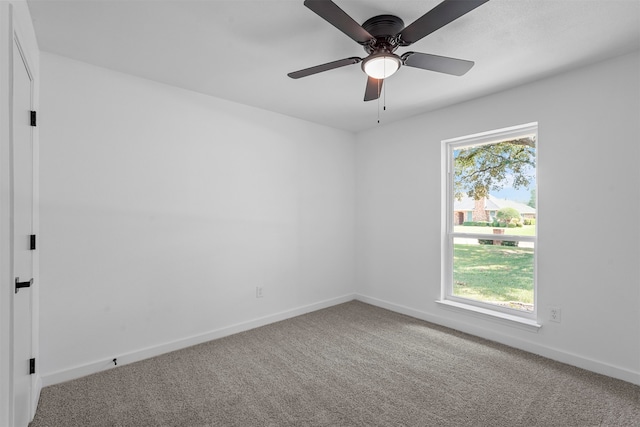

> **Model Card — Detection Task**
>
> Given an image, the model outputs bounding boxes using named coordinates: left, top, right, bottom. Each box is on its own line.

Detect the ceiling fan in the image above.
left=288, top=0, right=489, bottom=101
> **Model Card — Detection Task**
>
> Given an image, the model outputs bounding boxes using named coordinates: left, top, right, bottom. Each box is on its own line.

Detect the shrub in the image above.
left=501, top=240, right=519, bottom=247
left=462, top=221, right=474, bottom=226
left=496, top=207, right=521, bottom=223
left=516, top=222, right=523, bottom=227
left=507, top=222, right=516, bottom=228
left=478, top=239, right=494, bottom=245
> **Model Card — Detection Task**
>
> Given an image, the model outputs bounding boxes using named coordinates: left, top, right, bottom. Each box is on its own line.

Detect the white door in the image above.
left=12, top=37, right=34, bottom=427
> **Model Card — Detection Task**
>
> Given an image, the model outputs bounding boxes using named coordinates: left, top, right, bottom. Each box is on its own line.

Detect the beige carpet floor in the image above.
left=30, top=301, right=639, bottom=426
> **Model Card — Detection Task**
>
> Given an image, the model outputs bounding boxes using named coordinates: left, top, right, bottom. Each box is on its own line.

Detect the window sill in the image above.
left=436, top=299, right=542, bottom=332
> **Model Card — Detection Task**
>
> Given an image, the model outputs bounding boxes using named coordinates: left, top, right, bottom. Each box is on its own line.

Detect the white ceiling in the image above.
left=27, top=0, right=640, bottom=132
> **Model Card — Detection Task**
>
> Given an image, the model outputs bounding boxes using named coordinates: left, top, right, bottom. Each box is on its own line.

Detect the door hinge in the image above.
left=29, top=358, right=35, bottom=375
left=30, top=234, right=36, bottom=250
left=30, top=111, right=36, bottom=127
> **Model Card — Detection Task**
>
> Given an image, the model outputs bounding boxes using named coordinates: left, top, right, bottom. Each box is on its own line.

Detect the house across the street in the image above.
left=453, top=194, right=536, bottom=225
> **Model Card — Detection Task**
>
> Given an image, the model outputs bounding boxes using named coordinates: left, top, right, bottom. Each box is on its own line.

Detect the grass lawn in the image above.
left=453, top=243, right=534, bottom=308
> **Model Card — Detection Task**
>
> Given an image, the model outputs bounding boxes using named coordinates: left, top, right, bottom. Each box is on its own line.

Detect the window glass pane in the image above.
left=452, top=238, right=534, bottom=312
left=453, top=139, right=536, bottom=236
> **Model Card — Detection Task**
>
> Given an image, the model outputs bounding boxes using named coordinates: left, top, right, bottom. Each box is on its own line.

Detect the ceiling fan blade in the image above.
left=304, top=0, right=374, bottom=44
left=398, top=0, right=489, bottom=45
left=402, top=52, right=474, bottom=76
left=288, top=57, right=361, bottom=79
left=364, top=76, right=383, bottom=101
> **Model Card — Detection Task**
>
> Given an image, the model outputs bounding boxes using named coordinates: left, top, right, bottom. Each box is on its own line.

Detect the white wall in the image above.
left=355, top=51, right=640, bottom=384
left=39, top=53, right=356, bottom=384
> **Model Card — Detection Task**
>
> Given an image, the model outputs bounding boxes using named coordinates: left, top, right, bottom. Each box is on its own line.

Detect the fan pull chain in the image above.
left=377, top=79, right=381, bottom=124
left=376, top=79, right=387, bottom=124
left=383, top=79, right=386, bottom=111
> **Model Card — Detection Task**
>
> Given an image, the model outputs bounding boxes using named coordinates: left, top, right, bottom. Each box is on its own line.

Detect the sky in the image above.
left=490, top=172, right=536, bottom=204
left=492, top=185, right=534, bottom=205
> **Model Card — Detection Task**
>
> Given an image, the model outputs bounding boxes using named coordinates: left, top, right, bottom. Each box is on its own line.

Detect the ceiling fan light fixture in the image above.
left=362, top=53, right=401, bottom=79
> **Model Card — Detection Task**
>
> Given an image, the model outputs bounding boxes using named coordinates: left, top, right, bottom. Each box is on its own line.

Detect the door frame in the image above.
left=13, top=26, right=37, bottom=425
left=0, top=3, right=40, bottom=425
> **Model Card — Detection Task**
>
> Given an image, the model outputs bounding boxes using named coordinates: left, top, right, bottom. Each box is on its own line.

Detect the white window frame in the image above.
left=440, top=122, right=539, bottom=325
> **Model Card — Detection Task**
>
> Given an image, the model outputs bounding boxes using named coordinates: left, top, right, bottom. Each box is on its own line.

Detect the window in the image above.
left=442, top=123, right=538, bottom=321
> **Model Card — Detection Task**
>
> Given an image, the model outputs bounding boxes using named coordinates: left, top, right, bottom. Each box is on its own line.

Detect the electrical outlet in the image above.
left=549, top=306, right=561, bottom=323
left=256, top=286, right=263, bottom=298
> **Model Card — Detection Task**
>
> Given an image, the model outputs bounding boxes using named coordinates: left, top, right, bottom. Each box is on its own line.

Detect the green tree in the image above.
left=454, top=137, right=536, bottom=200
left=528, top=188, right=536, bottom=208
left=496, top=207, right=521, bottom=223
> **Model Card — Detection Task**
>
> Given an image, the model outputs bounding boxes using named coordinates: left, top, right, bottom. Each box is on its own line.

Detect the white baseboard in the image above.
left=355, top=294, right=640, bottom=386
left=41, top=293, right=356, bottom=387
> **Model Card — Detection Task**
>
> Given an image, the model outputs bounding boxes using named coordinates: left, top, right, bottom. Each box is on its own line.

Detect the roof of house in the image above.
left=454, top=195, right=536, bottom=215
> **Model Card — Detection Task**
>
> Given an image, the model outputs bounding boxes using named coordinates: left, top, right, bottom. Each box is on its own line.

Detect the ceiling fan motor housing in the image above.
left=361, top=15, right=405, bottom=54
